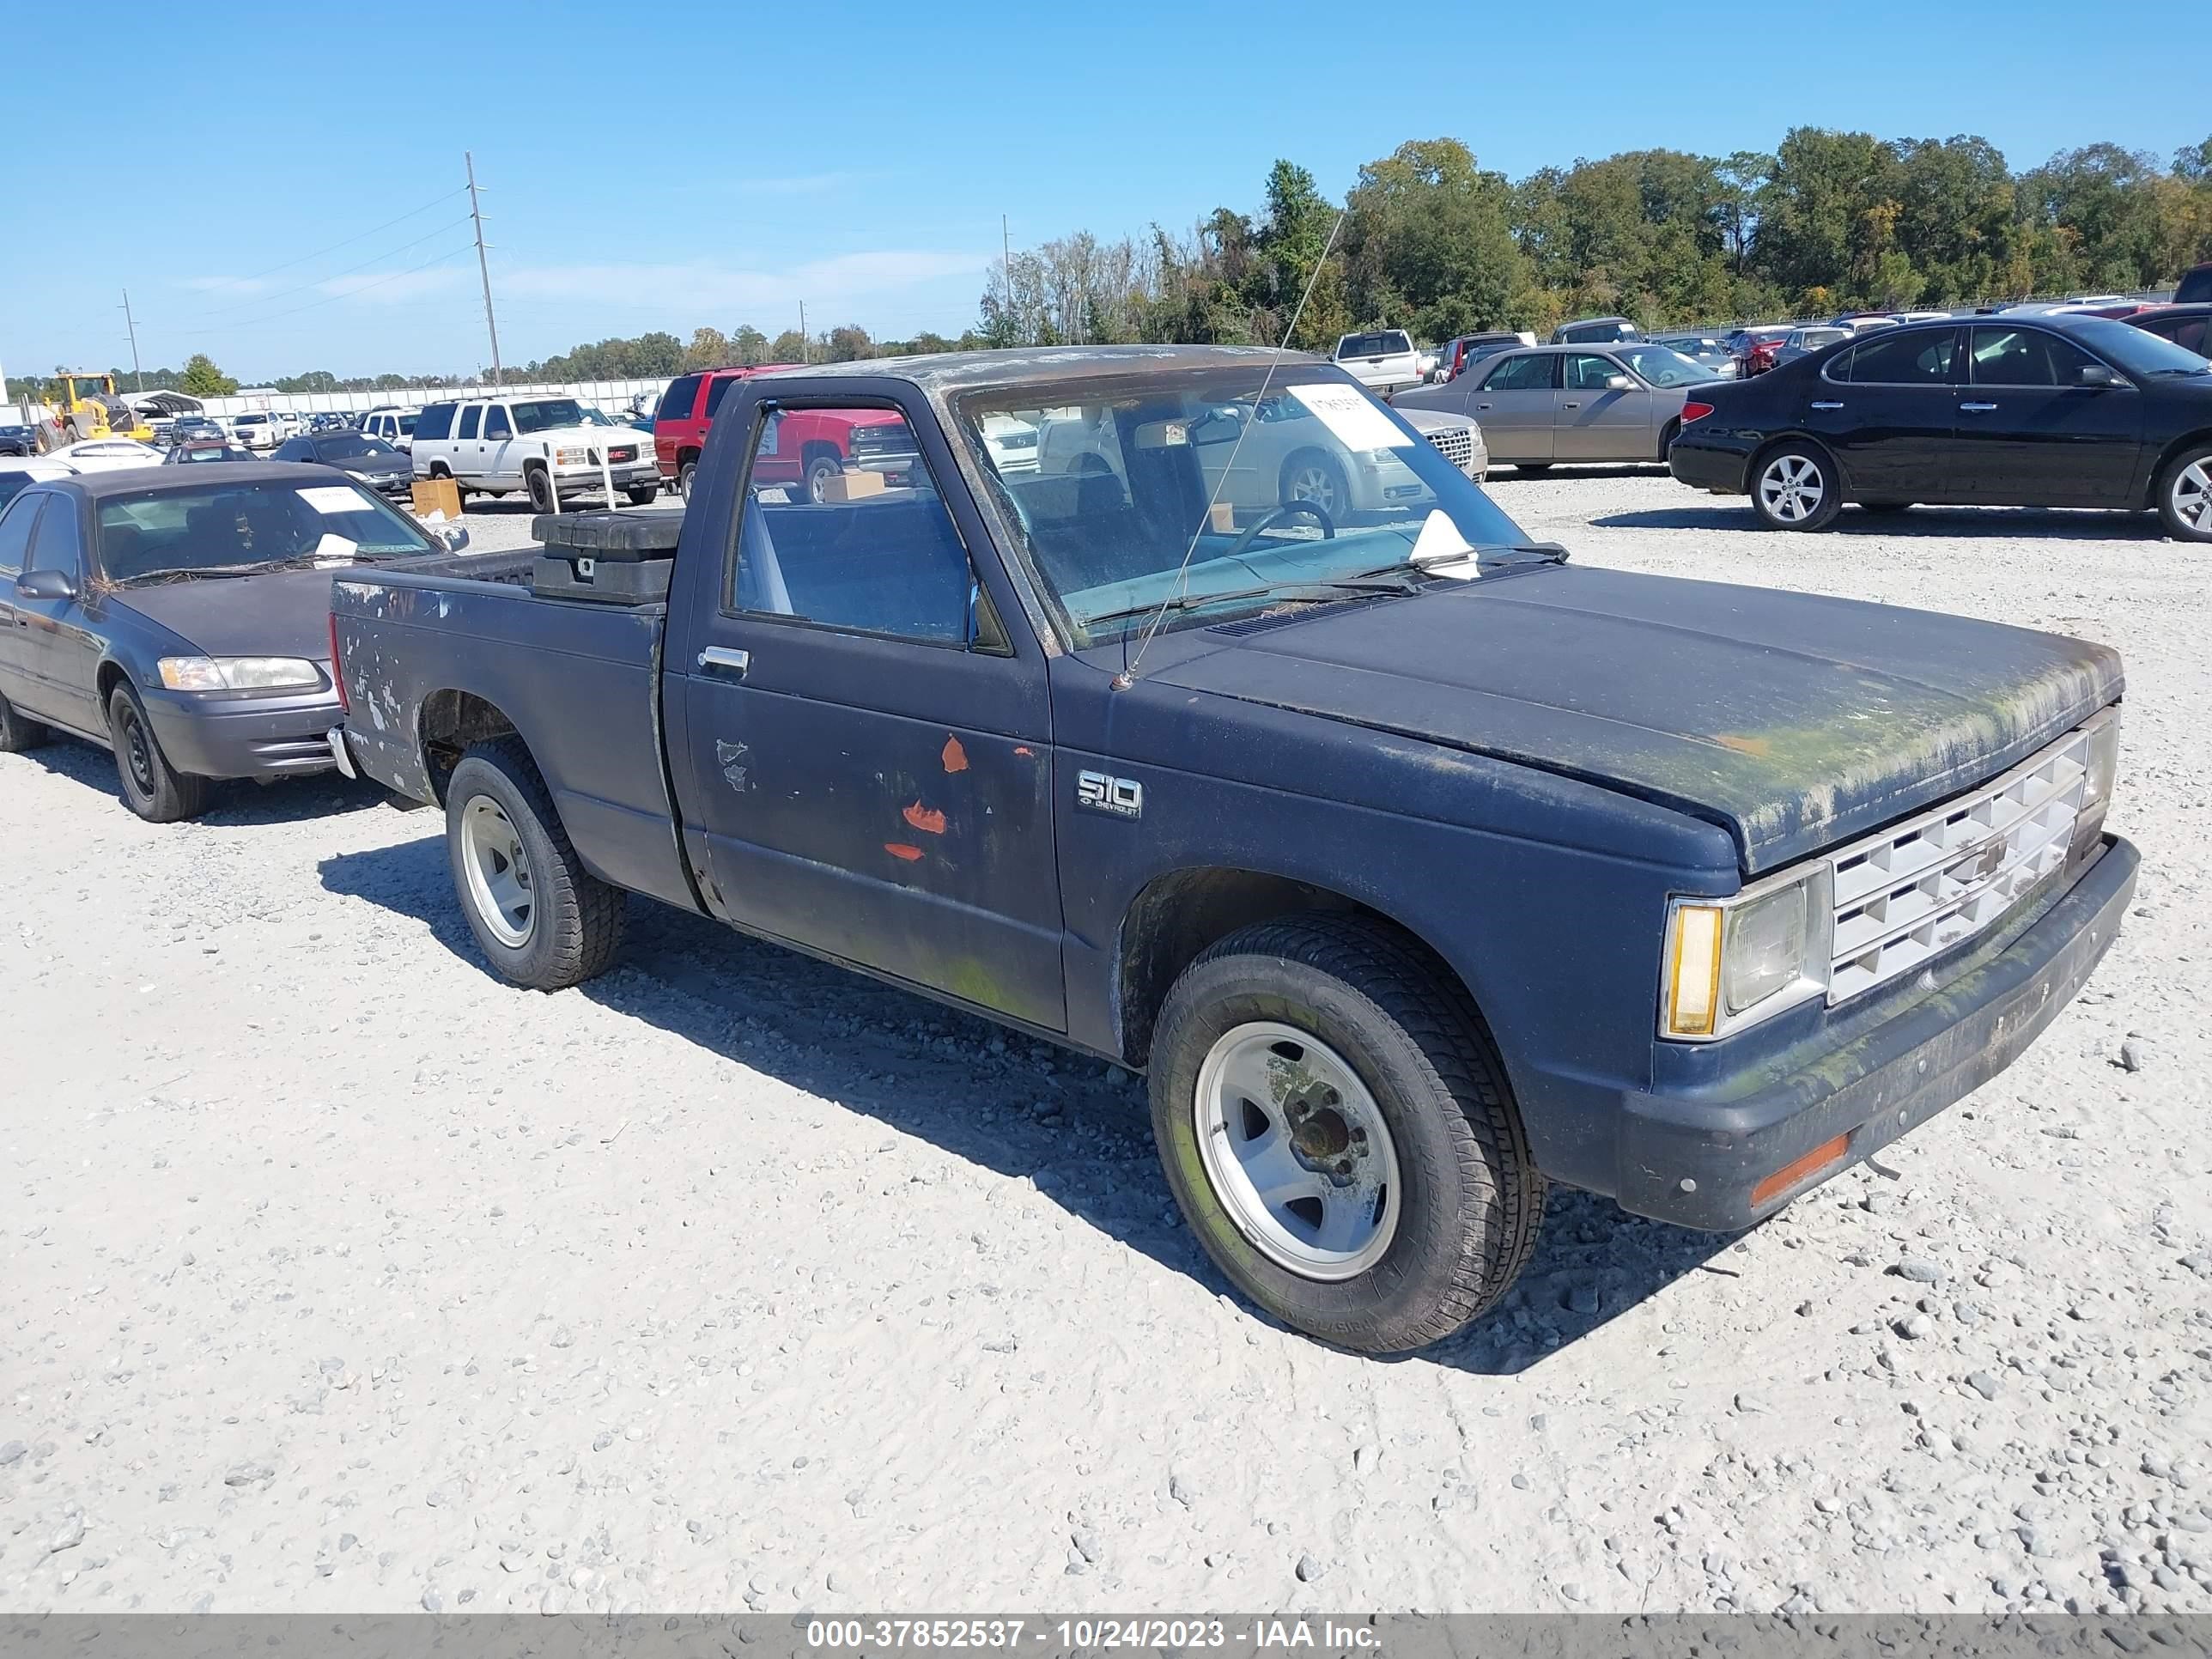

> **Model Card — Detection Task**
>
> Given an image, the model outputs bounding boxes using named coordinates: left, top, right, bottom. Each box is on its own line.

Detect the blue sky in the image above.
left=9, top=1, right=2202, bottom=382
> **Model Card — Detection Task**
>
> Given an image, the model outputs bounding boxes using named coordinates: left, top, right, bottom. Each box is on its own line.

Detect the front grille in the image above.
left=1824, top=720, right=2100, bottom=1004
left=608, top=446, right=635, bottom=464
left=1422, top=425, right=1475, bottom=477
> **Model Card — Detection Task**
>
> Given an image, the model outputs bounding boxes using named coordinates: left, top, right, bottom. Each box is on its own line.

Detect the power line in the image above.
left=195, top=187, right=471, bottom=294
left=170, top=216, right=474, bottom=324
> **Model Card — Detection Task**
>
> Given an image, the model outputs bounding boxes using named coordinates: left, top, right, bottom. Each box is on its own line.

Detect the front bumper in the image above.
left=1612, top=835, right=2137, bottom=1230
left=142, top=684, right=346, bottom=781
left=548, top=462, right=659, bottom=497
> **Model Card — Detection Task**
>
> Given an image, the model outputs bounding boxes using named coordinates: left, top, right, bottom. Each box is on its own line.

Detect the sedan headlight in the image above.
left=1662, top=865, right=1832, bottom=1041
left=157, top=655, right=324, bottom=692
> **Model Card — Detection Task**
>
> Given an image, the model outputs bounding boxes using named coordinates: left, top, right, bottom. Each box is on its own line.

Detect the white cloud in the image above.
left=501, top=249, right=988, bottom=314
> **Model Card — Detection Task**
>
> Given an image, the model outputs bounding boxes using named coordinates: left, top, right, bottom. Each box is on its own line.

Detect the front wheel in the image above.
left=2157, top=443, right=2212, bottom=543
left=1751, top=442, right=1842, bottom=531
left=107, top=682, right=211, bottom=822
left=446, top=737, right=626, bottom=990
left=678, top=460, right=698, bottom=500
left=1279, top=450, right=1349, bottom=519
left=625, top=483, right=659, bottom=507
left=526, top=467, right=557, bottom=514
left=803, top=453, right=842, bottom=504
left=1149, top=915, right=1545, bottom=1354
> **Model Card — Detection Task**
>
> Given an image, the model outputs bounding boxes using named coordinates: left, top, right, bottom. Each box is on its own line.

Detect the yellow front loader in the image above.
left=37, top=372, right=156, bottom=450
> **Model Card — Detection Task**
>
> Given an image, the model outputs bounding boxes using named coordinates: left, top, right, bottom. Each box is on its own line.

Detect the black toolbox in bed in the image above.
left=529, top=511, right=681, bottom=603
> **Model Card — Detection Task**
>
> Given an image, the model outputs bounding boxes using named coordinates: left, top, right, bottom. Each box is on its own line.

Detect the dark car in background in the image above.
left=271, top=429, right=415, bottom=499
left=1728, top=325, right=1795, bottom=377
left=164, top=440, right=258, bottom=465
left=1669, top=313, right=2212, bottom=539
left=1426, top=331, right=1527, bottom=384
left=1551, top=315, right=1640, bottom=344
left=2177, top=264, right=2212, bottom=306
left=0, top=463, right=465, bottom=820
left=2128, top=304, right=2211, bottom=359
left=0, top=425, right=36, bottom=458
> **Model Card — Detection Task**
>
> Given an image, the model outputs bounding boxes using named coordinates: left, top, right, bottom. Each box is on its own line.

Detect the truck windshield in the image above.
left=94, top=479, right=437, bottom=584
left=509, top=399, right=588, bottom=434
left=954, top=367, right=1534, bottom=644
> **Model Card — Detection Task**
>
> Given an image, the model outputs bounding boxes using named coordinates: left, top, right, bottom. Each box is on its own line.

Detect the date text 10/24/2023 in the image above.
left=805, top=1620, right=1381, bottom=1651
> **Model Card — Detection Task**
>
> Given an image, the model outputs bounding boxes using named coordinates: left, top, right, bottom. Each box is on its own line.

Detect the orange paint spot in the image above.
left=1013, top=745, right=1034, bottom=757
left=884, top=842, right=925, bottom=862
left=941, top=735, right=969, bottom=774
left=902, top=800, right=947, bottom=836
left=1714, top=732, right=1773, bottom=757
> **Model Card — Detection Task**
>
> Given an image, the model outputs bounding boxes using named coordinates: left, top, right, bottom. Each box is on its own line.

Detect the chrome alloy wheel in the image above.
left=1758, top=452, right=1826, bottom=522
left=1192, top=1021, right=1401, bottom=1281
left=459, top=795, right=535, bottom=948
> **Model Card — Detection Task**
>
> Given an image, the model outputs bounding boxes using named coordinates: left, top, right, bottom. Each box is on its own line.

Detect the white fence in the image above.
left=191, top=377, right=672, bottom=419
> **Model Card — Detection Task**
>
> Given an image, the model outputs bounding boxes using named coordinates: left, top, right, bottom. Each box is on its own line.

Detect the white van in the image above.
left=411, top=395, right=659, bottom=509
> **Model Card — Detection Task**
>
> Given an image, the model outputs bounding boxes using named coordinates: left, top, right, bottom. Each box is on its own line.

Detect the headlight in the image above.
left=2071, top=706, right=2121, bottom=861
left=1361, top=447, right=1410, bottom=465
left=553, top=446, right=591, bottom=466
left=157, top=655, right=324, bottom=692
left=1662, top=866, right=1832, bottom=1041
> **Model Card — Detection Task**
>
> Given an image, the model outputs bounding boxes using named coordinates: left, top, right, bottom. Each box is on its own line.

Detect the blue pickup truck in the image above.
left=329, top=345, right=2137, bottom=1353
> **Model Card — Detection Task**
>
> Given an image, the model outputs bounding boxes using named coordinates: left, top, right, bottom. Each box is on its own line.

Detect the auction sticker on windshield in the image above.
left=1288, top=381, right=1408, bottom=451
left=297, top=486, right=367, bottom=514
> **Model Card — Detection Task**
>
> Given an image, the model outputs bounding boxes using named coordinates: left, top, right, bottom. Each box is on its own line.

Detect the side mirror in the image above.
left=2077, top=364, right=2125, bottom=389
left=17, top=569, right=76, bottom=601
left=438, top=525, right=471, bottom=553
left=1605, top=374, right=1637, bottom=392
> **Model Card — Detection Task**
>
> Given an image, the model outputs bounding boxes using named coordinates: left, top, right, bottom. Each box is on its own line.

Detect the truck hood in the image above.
left=112, top=566, right=343, bottom=663
left=1151, top=565, right=2122, bottom=872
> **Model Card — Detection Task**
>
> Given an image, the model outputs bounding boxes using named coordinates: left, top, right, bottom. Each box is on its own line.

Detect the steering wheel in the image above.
left=1225, top=500, right=1335, bottom=561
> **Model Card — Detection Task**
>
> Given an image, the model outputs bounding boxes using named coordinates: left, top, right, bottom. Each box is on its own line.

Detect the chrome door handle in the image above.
left=1476, top=402, right=1492, bottom=410
left=696, top=646, right=750, bottom=678
left=1810, top=400, right=1844, bottom=410
left=1960, top=402, right=1999, bottom=413
left=1560, top=401, right=1580, bottom=410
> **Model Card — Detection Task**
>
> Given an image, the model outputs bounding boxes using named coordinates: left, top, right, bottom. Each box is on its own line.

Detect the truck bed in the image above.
left=331, top=546, right=696, bottom=912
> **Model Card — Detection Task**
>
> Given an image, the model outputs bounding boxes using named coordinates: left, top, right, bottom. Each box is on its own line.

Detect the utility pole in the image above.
left=798, top=301, right=807, bottom=363
left=1001, top=214, right=1012, bottom=313
left=119, top=290, right=143, bottom=390
left=466, top=151, right=504, bottom=387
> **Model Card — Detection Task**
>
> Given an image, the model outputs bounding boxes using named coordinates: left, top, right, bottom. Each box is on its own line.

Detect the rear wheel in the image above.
left=1148, top=915, right=1545, bottom=1354
left=625, top=483, right=659, bottom=507
left=678, top=459, right=699, bottom=500
left=1656, top=418, right=1680, bottom=463
left=1750, top=442, right=1841, bottom=531
left=2156, top=443, right=2212, bottom=543
left=0, top=687, right=49, bottom=752
left=446, top=737, right=626, bottom=990
left=803, top=453, right=842, bottom=503
left=107, top=682, right=211, bottom=823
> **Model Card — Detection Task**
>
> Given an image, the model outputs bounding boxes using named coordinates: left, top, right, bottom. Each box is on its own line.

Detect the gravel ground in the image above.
left=3, top=471, right=2207, bottom=1617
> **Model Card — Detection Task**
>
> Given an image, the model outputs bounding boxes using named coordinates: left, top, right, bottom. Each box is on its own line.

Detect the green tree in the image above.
left=730, top=325, right=771, bottom=365
left=1346, top=138, right=1525, bottom=340
left=684, top=326, right=732, bottom=370
left=768, top=329, right=808, bottom=363
left=179, top=354, right=238, bottom=398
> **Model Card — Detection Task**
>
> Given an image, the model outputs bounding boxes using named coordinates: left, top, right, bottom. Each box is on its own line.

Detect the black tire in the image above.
left=2154, top=442, right=2212, bottom=543
left=526, top=466, right=557, bottom=514
left=1656, top=418, right=1680, bottom=463
left=678, top=459, right=699, bottom=501
left=625, top=483, right=659, bottom=507
left=1748, top=441, right=1843, bottom=532
left=0, top=687, right=50, bottom=751
left=1148, top=914, right=1545, bottom=1354
left=106, top=682, right=211, bottom=823
left=1279, top=450, right=1350, bottom=519
left=445, top=737, right=626, bottom=990
left=803, top=453, right=842, bottom=504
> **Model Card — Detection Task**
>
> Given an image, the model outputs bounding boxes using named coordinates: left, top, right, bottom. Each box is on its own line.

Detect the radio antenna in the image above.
left=1116, top=209, right=1346, bottom=690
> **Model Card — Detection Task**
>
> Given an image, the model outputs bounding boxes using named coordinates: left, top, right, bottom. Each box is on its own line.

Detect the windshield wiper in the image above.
left=116, top=562, right=270, bottom=585
left=1082, top=575, right=1419, bottom=630
left=1349, top=541, right=1571, bottom=580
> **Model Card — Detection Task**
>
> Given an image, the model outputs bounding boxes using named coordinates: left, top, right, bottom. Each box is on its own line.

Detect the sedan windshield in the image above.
left=94, top=479, right=436, bottom=584
left=2075, top=317, right=2211, bottom=376
left=954, top=368, right=1534, bottom=645
left=313, top=434, right=401, bottom=462
left=1616, top=346, right=1713, bottom=386
left=510, top=399, right=587, bottom=433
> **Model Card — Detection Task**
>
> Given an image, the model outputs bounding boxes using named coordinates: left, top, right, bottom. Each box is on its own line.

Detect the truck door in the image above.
left=480, top=404, right=516, bottom=487
left=453, top=403, right=484, bottom=482
left=672, top=392, right=1065, bottom=1031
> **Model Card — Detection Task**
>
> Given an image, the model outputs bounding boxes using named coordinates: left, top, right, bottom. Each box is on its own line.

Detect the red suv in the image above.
left=655, top=366, right=798, bottom=496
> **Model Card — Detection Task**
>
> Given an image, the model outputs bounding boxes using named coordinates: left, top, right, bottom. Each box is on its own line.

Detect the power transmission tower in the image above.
left=466, top=152, right=504, bottom=387
left=119, top=290, right=143, bottom=390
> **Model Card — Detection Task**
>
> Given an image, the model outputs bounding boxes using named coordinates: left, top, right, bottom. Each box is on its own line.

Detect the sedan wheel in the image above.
left=1751, top=444, right=1841, bottom=532
left=1280, top=452, right=1347, bottom=519
left=2160, top=446, right=2212, bottom=543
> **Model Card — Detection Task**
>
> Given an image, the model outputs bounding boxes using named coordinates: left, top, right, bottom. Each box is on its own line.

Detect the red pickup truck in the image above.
left=655, top=365, right=901, bottom=501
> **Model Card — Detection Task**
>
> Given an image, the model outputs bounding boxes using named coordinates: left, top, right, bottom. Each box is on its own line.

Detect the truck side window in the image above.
left=483, top=407, right=512, bottom=440
left=457, top=405, right=483, bottom=441
left=732, top=407, right=978, bottom=647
